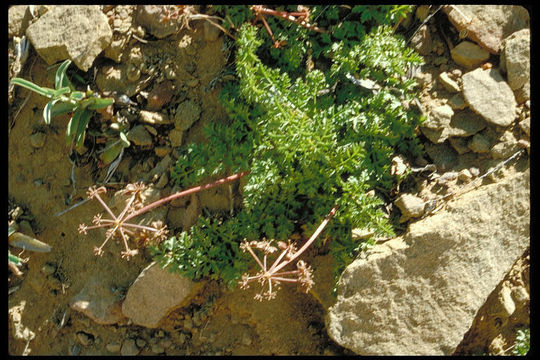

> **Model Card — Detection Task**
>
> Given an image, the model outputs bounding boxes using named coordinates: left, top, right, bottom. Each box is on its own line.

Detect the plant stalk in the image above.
left=123, top=171, right=250, bottom=222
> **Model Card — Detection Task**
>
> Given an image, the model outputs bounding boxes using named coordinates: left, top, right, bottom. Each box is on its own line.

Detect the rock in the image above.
left=454, top=248, right=529, bottom=355
left=468, top=133, right=491, bottom=153
left=490, top=131, right=519, bottom=159
left=105, top=342, right=121, bottom=353
left=446, top=110, right=486, bottom=138
left=501, top=29, right=530, bottom=91
left=327, top=170, right=530, bottom=355
left=204, top=20, right=221, bottom=42
left=174, top=100, right=201, bottom=131
left=458, top=169, right=473, bottom=183
left=422, top=107, right=485, bottom=145
left=152, top=343, right=165, bottom=354
left=122, top=261, right=205, bottom=328
left=443, top=5, right=530, bottom=54
left=410, top=25, right=432, bottom=56
left=518, top=117, right=530, bottom=137
left=30, top=132, right=46, bottom=149
left=106, top=342, right=121, bottom=353
left=76, top=332, right=93, bottom=346
left=146, top=81, right=176, bottom=111
left=155, top=172, right=169, bottom=189
left=450, top=41, right=490, bottom=69
left=438, top=72, right=460, bottom=93
left=136, top=5, right=180, bottom=39
left=103, top=6, right=136, bottom=63
left=121, top=338, right=140, bottom=356
left=25, top=6, right=112, bottom=71
left=436, top=171, right=458, bottom=186
left=424, top=142, right=458, bottom=171
left=448, top=137, right=471, bottom=155
left=139, top=110, right=173, bottom=125
left=462, top=68, right=517, bottom=127
left=41, top=263, right=56, bottom=276
left=8, top=5, right=34, bottom=38
left=136, top=338, right=147, bottom=348
left=394, top=194, right=425, bottom=221
left=425, top=105, right=454, bottom=130
left=70, top=276, right=127, bottom=325
left=143, top=155, right=173, bottom=184
left=168, top=128, right=183, bottom=147
left=415, top=5, right=431, bottom=22
left=167, top=194, right=200, bottom=231
left=127, top=125, right=153, bottom=146
left=154, top=146, right=172, bottom=158
left=513, top=82, right=530, bottom=105
left=448, top=93, right=467, bottom=110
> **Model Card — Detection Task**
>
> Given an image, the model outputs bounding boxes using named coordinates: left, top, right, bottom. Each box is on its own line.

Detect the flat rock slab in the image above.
left=327, top=170, right=529, bottom=355
left=25, top=6, right=112, bottom=71
left=444, top=5, right=529, bottom=54
left=122, top=262, right=204, bottom=328
left=462, top=68, right=517, bottom=127
left=70, top=276, right=126, bottom=325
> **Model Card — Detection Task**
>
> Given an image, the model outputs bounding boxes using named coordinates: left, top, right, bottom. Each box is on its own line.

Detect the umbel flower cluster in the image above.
left=78, top=172, right=250, bottom=259
left=239, top=205, right=337, bottom=300
left=78, top=183, right=169, bottom=259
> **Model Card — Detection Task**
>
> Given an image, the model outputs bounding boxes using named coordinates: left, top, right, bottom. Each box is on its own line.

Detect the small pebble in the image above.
left=160, top=338, right=172, bottom=348
left=76, top=332, right=93, bottom=346
left=30, top=132, right=46, bottom=148
left=41, top=263, right=56, bottom=276
left=154, top=146, right=172, bottom=158
left=469, top=167, right=480, bottom=177
left=152, top=343, right=165, bottom=354
left=136, top=338, right=147, bottom=348
left=121, top=339, right=140, bottom=356
left=106, top=342, right=121, bottom=353
left=458, top=169, right=473, bottom=183
left=241, top=332, right=252, bottom=346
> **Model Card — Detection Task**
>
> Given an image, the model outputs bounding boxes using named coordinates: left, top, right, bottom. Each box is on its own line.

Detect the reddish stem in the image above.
left=272, top=204, right=338, bottom=274
left=123, top=171, right=250, bottom=223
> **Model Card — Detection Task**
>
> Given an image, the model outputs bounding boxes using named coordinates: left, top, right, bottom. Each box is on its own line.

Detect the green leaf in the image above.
left=43, top=99, right=59, bottom=125
left=86, top=97, right=114, bottom=110
left=9, top=77, right=57, bottom=98
left=8, top=251, right=23, bottom=266
left=66, top=107, right=84, bottom=146
left=119, top=131, right=130, bottom=147
left=75, top=109, right=92, bottom=149
left=55, top=59, right=73, bottom=90
left=51, top=102, right=77, bottom=118
left=51, top=86, right=72, bottom=98
left=69, top=91, right=85, bottom=101
left=100, top=141, right=124, bottom=165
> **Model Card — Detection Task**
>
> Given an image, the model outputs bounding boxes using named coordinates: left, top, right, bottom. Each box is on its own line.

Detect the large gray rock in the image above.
left=122, top=262, right=204, bottom=328
left=327, top=169, right=530, bottom=355
left=444, top=5, right=529, bottom=54
left=25, top=6, right=112, bottom=71
left=501, top=29, right=530, bottom=91
left=462, top=68, right=517, bottom=127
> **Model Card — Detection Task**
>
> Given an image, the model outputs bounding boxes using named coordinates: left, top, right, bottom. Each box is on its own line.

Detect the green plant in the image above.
left=10, top=59, right=116, bottom=152
left=159, top=14, right=424, bottom=296
left=512, top=328, right=530, bottom=355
